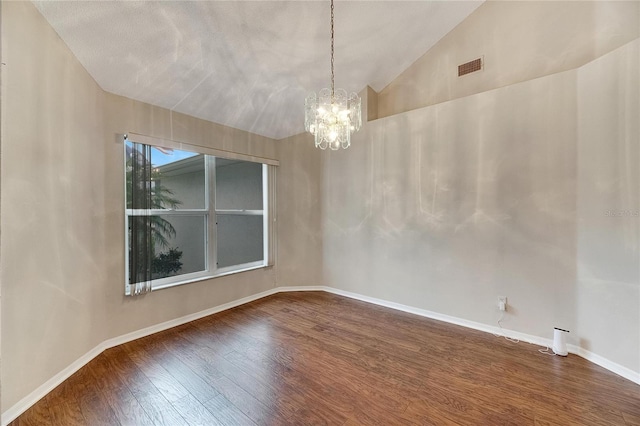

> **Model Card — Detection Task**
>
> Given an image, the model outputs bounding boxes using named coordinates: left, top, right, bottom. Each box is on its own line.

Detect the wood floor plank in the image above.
left=7, top=398, right=53, bottom=426
left=402, top=388, right=532, bottom=426
left=160, top=330, right=296, bottom=422
left=87, top=354, right=156, bottom=426
left=43, top=379, right=89, bottom=426
left=208, top=375, right=290, bottom=425
left=139, top=336, right=222, bottom=404
left=103, top=346, right=189, bottom=426
left=10, top=292, right=640, bottom=426
left=171, top=394, right=226, bottom=426
left=65, top=362, right=122, bottom=426
left=623, top=411, right=640, bottom=425
left=222, top=349, right=349, bottom=425
left=123, top=342, right=192, bottom=404
left=47, top=401, right=88, bottom=426
left=77, top=392, right=122, bottom=426
left=202, top=393, right=258, bottom=425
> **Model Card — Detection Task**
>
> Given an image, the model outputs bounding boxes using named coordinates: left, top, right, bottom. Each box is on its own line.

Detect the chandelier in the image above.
left=305, top=0, right=361, bottom=150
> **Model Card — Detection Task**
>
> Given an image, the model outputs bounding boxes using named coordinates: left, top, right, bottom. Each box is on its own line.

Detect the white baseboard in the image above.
left=3, top=285, right=638, bottom=425
left=568, top=344, right=640, bottom=385
left=277, top=285, right=327, bottom=293
left=321, top=287, right=554, bottom=347
left=100, top=287, right=280, bottom=351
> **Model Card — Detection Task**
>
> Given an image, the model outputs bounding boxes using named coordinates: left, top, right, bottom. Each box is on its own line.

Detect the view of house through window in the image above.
left=125, top=139, right=268, bottom=293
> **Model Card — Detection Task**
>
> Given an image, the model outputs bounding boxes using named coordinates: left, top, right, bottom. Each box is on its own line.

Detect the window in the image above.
left=215, top=158, right=265, bottom=271
left=124, top=135, right=276, bottom=295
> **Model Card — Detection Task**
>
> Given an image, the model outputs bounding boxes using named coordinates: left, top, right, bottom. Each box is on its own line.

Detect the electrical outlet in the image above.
left=498, top=296, right=507, bottom=312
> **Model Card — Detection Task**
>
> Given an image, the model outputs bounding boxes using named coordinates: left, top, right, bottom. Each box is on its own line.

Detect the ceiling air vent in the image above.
left=458, top=57, right=483, bottom=77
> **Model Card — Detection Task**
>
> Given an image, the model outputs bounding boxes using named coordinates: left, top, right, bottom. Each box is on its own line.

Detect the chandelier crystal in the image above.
left=305, top=0, right=361, bottom=150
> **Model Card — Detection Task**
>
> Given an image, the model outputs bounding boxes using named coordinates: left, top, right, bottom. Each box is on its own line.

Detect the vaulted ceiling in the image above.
left=34, top=1, right=483, bottom=140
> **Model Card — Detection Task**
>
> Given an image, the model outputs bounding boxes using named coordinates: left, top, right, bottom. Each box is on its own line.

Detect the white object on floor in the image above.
left=553, top=327, right=569, bottom=356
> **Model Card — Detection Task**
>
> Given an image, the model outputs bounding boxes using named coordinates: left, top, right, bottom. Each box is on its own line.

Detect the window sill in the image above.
left=127, top=263, right=273, bottom=295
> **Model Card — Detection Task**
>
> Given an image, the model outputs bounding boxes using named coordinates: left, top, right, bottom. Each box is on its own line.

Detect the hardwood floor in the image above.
left=10, top=292, right=640, bottom=425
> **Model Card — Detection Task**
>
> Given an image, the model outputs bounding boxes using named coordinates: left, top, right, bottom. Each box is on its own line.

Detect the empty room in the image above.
left=1, top=0, right=639, bottom=425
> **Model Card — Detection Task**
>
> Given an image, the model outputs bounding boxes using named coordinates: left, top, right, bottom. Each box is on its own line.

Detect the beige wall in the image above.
left=576, top=40, right=639, bottom=372
left=275, top=133, right=324, bottom=287
left=323, top=69, right=579, bottom=341
left=1, top=0, right=108, bottom=411
left=1, top=1, right=279, bottom=411
left=378, top=1, right=640, bottom=119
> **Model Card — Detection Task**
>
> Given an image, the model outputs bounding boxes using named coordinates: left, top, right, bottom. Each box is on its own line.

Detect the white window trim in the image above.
left=126, top=209, right=208, bottom=216
left=124, top=133, right=278, bottom=296
left=150, top=262, right=268, bottom=292
left=215, top=209, right=264, bottom=215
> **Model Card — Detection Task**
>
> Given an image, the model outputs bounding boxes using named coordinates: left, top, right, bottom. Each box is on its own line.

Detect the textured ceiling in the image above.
left=33, top=1, right=483, bottom=140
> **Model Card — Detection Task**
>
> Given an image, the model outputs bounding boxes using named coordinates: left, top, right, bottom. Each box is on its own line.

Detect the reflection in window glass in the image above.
left=127, top=215, right=207, bottom=282
left=215, top=159, right=263, bottom=211
left=151, top=148, right=205, bottom=210
left=216, top=214, right=264, bottom=268
left=151, top=215, right=207, bottom=279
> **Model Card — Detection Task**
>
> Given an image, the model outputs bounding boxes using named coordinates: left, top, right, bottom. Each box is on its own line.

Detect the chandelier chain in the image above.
left=330, top=0, right=335, bottom=96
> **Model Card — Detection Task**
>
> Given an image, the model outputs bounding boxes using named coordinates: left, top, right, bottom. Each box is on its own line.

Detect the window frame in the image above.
left=123, top=133, right=278, bottom=295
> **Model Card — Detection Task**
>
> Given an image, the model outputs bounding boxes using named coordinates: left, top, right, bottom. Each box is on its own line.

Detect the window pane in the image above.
left=215, top=159, right=262, bottom=210
left=217, top=214, right=264, bottom=268
left=149, top=214, right=207, bottom=280
left=151, top=148, right=205, bottom=209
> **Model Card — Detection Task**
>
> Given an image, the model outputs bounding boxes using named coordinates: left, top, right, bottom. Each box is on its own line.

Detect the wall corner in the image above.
left=358, top=85, right=379, bottom=123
